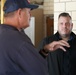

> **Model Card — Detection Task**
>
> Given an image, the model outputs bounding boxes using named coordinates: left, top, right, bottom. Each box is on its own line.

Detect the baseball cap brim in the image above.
left=26, top=4, right=39, bottom=10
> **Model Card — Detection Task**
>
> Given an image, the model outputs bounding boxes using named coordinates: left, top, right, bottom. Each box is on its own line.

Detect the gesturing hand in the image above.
left=44, top=40, right=70, bottom=52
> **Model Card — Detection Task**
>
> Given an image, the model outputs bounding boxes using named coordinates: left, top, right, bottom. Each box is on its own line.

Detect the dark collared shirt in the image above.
left=0, top=24, right=49, bottom=75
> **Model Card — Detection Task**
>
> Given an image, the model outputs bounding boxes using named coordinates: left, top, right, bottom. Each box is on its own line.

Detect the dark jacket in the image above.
left=0, top=24, right=49, bottom=75
left=38, top=32, right=76, bottom=75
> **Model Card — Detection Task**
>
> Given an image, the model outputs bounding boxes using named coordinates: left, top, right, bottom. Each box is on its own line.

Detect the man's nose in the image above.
left=63, top=24, right=66, bottom=28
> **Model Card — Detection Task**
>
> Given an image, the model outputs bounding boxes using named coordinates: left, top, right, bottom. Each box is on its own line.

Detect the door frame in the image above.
left=1, top=0, right=5, bottom=24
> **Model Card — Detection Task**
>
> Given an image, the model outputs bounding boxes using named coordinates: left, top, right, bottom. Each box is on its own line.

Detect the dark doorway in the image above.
left=46, top=16, right=54, bottom=36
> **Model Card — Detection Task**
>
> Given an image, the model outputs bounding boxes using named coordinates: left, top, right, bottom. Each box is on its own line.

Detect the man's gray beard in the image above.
left=60, top=34, right=70, bottom=38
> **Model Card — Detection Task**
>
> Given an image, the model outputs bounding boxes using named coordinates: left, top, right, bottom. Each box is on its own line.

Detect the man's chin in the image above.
left=61, top=34, right=70, bottom=38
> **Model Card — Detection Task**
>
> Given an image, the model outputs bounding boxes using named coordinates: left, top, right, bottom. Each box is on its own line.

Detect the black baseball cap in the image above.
left=3, top=0, right=39, bottom=13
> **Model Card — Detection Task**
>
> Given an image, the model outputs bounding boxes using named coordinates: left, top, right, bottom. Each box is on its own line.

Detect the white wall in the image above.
left=24, top=17, right=35, bottom=45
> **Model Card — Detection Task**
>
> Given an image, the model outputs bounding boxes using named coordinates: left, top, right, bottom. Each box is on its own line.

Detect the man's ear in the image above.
left=17, top=8, right=22, bottom=18
left=71, top=23, right=73, bottom=31
left=72, top=23, right=73, bottom=28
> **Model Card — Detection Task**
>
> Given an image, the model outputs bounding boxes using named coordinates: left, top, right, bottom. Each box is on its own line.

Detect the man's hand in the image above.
left=44, top=40, right=70, bottom=52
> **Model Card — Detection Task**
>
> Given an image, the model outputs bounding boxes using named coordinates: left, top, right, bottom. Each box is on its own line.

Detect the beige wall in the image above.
left=31, top=9, right=44, bottom=47
left=31, top=0, right=54, bottom=47
left=44, top=0, right=54, bottom=15
left=54, top=0, right=76, bottom=33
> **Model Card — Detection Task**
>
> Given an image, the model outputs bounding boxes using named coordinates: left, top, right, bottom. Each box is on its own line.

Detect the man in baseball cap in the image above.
left=0, top=0, right=49, bottom=75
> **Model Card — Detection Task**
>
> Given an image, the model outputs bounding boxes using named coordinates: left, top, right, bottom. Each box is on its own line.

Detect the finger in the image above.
left=59, top=46, right=66, bottom=52
left=61, top=40, right=70, bottom=46
left=58, top=40, right=70, bottom=47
